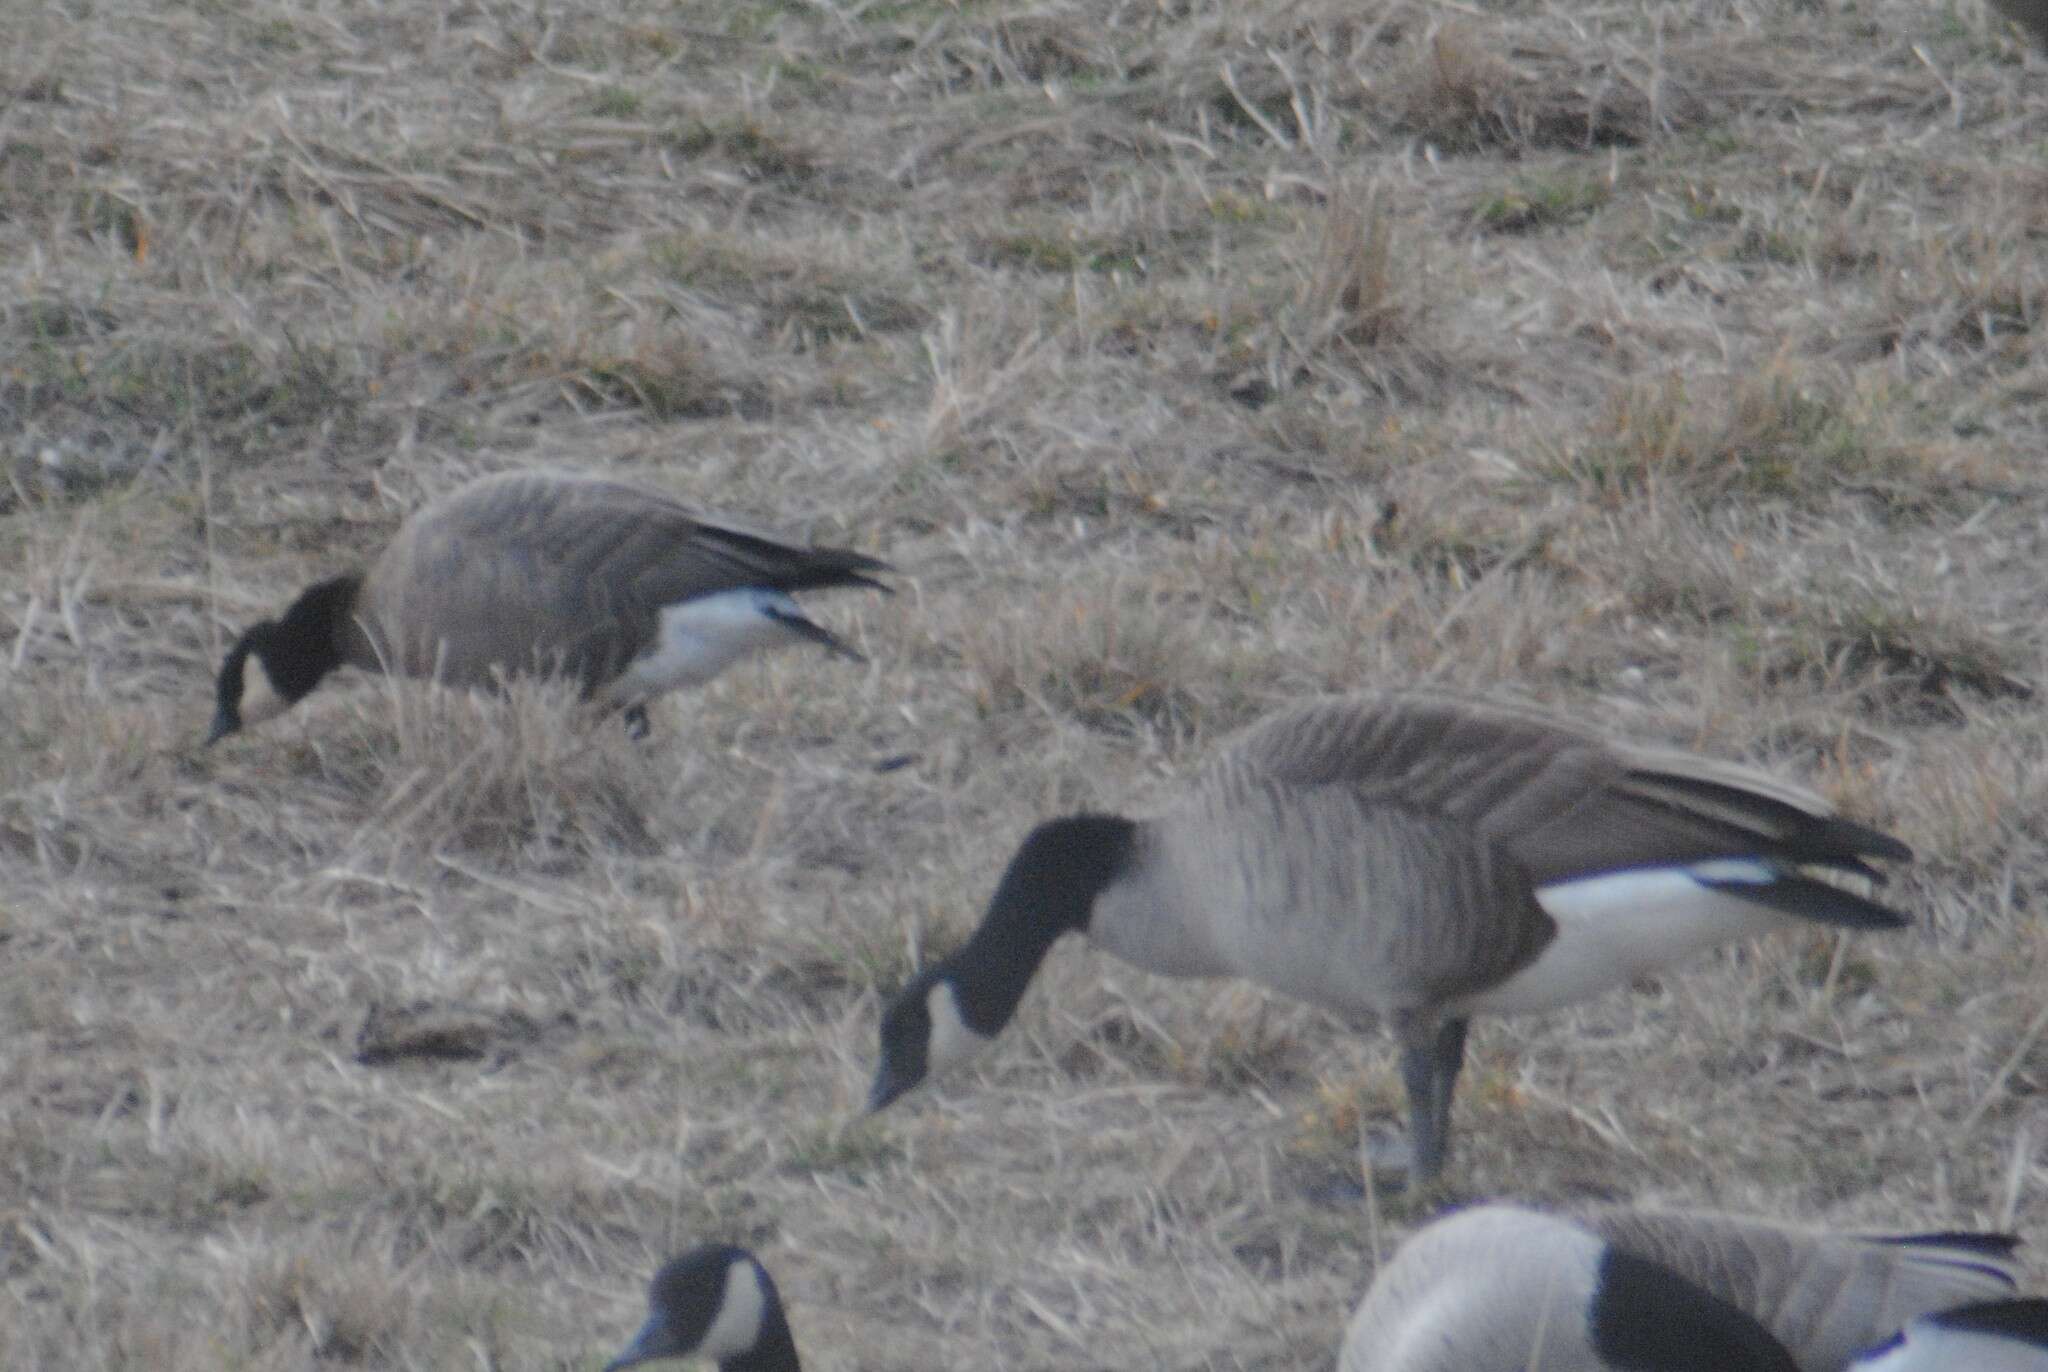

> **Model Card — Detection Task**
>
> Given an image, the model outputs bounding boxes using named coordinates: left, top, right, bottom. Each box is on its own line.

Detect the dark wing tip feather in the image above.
left=1804, top=814, right=1914, bottom=866
left=1698, top=873, right=1911, bottom=931
left=1871, top=1230, right=2023, bottom=1282
left=1622, top=771, right=1913, bottom=870
left=696, top=523, right=894, bottom=594
left=1926, top=1297, right=2048, bottom=1343
left=832, top=564, right=896, bottom=595
left=1768, top=814, right=1912, bottom=876
left=793, top=564, right=893, bottom=596
left=1874, top=1230, right=2021, bottom=1257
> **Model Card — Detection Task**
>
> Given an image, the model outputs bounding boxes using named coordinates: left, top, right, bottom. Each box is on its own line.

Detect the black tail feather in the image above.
left=1630, top=772, right=1914, bottom=871
left=1926, top=1297, right=2048, bottom=1343
left=1696, top=871, right=1911, bottom=931
left=693, top=523, right=895, bottom=595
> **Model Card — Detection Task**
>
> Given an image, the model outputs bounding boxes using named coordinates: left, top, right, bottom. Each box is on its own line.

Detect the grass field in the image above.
left=4, top=0, right=2047, bottom=1366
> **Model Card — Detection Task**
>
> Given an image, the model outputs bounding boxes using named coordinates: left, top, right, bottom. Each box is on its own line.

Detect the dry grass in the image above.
left=4, top=0, right=2047, bottom=1367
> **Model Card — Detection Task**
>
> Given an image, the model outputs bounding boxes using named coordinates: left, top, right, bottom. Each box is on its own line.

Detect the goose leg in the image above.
left=1397, top=1013, right=1469, bottom=1185
left=1426, top=1017, right=1469, bottom=1171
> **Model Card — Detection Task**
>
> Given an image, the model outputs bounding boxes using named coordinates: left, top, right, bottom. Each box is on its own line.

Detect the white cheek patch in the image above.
left=238, top=658, right=292, bottom=727
left=925, top=981, right=993, bottom=1076
left=699, top=1259, right=769, bottom=1363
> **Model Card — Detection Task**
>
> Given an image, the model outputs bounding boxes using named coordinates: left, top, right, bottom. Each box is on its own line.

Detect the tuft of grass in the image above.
left=667, top=116, right=820, bottom=182
left=278, top=678, right=669, bottom=865
left=1296, top=186, right=1407, bottom=353
left=1749, top=596, right=2035, bottom=725
left=950, top=581, right=1212, bottom=740
left=580, top=336, right=768, bottom=420
left=650, top=230, right=929, bottom=343
left=591, top=85, right=644, bottom=119
left=1554, top=363, right=1919, bottom=508
left=1473, top=172, right=1613, bottom=234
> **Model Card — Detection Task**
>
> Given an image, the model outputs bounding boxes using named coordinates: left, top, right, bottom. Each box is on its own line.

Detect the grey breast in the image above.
left=1135, top=774, right=1553, bottom=1013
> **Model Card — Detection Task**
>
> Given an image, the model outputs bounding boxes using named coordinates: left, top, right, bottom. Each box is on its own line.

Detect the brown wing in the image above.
left=1205, top=692, right=1910, bottom=888
left=356, top=470, right=888, bottom=691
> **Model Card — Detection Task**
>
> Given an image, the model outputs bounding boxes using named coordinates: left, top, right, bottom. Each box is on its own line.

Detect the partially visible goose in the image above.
left=1339, top=1204, right=2028, bottom=1372
left=207, top=469, right=890, bottom=744
left=1988, top=0, right=2048, bottom=50
left=868, top=692, right=1912, bottom=1183
left=608, top=1245, right=799, bottom=1372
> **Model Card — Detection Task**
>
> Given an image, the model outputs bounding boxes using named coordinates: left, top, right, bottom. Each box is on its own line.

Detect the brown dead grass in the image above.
left=3, top=0, right=2047, bottom=1367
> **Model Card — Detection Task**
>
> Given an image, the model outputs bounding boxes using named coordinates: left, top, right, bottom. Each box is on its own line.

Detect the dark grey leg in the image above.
left=1397, top=1014, right=1469, bottom=1185
left=621, top=703, right=651, bottom=739
left=1428, top=1016, right=1468, bottom=1168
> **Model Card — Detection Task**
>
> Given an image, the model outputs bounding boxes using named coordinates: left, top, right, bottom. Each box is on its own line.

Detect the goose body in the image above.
left=208, top=470, right=889, bottom=742
left=1340, top=1204, right=2027, bottom=1372
left=869, top=693, right=1912, bottom=1181
left=609, top=1245, right=800, bottom=1372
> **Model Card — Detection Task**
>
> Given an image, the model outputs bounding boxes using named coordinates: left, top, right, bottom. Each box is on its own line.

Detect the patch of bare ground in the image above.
left=3, top=0, right=2047, bottom=1366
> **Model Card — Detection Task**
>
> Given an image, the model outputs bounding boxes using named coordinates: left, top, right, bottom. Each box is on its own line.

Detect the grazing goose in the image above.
left=206, top=469, right=890, bottom=744
left=868, top=692, right=1912, bottom=1183
left=1339, top=1204, right=2027, bottom=1372
left=608, top=1245, right=800, bottom=1372
left=1850, top=1298, right=2048, bottom=1370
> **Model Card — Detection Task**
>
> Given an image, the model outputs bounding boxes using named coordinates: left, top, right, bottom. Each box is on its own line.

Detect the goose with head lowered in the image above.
left=207, top=469, right=890, bottom=744
left=868, top=692, right=1912, bottom=1184
left=607, top=1245, right=801, bottom=1372
left=1339, top=1202, right=2041, bottom=1372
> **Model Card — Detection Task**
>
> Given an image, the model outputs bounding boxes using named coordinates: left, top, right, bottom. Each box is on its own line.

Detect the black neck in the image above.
left=284, top=574, right=362, bottom=650
left=943, top=814, right=1137, bottom=1035
left=261, top=574, right=361, bottom=698
left=1589, top=1250, right=1800, bottom=1372
left=727, top=1310, right=801, bottom=1372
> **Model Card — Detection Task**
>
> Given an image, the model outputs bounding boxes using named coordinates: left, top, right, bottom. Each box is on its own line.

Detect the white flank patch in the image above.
left=1458, top=865, right=1785, bottom=1017
left=609, top=589, right=807, bottom=700
left=1687, top=857, right=1775, bottom=884
left=1851, top=1319, right=2048, bottom=1372
left=926, top=980, right=993, bottom=1076
left=700, top=1259, right=769, bottom=1364
left=239, top=657, right=292, bottom=728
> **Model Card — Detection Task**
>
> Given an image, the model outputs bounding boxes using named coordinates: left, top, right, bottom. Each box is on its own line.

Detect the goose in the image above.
left=607, top=1245, right=800, bottom=1372
left=1339, top=1203, right=2031, bottom=1372
left=867, top=692, right=1912, bottom=1183
left=206, top=469, right=890, bottom=744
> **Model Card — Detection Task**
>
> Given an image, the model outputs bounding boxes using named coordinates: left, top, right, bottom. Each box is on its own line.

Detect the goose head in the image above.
left=207, top=576, right=357, bottom=744
left=867, top=815, right=1137, bottom=1112
left=608, top=1246, right=799, bottom=1372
